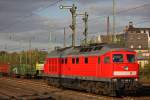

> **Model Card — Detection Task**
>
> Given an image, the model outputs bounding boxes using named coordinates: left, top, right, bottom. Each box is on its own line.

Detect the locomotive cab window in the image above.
left=127, top=54, right=135, bottom=63
left=113, top=54, right=123, bottom=63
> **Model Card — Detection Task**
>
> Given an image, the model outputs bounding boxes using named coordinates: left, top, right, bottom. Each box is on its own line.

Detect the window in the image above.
left=146, top=30, right=149, bottom=34
left=127, top=54, right=135, bottom=63
left=72, top=58, right=75, bottom=64
left=98, top=57, right=100, bottom=64
left=65, top=58, right=67, bottom=64
left=85, top=57, right=88, bottom=64
left=141, top=30, right=144, bottom=33
left=137, top=37, right=141, bottom=40
left=138, top=45, right=142, bottom=49
left=130, top=45, right=134, bottom=49
left=76, top=57, right=79, bottom=64
left=104, top=57, right=110, bottom=63
left=61, top=58, right=64, bottom=64
left=113, top=54, right=123, bottom=63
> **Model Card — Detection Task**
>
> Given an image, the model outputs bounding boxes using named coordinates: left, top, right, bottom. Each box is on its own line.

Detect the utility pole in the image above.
left=107, top=16, right=110, bottom=43
left=64, top=27, right=66, bottom=48
left=113, top=0, right=116, bottom=43
left=60, top=4, right=77, bottom=47
left=49, top=32, right=51, bottom=42
left=19, top=41, right=22, bottom=66
left=29, top=39, right=31, bottom=65
left=48, top=32, right=51, bottom=53
left=82, top=12, right=88, bottom=45
left=4, top=44, right=7, bottom=63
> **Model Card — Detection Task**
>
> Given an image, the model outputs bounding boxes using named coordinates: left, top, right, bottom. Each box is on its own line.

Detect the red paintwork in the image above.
left=44, top=50, right=139, bottom=80
left=0, top=63, right=10, bottom=74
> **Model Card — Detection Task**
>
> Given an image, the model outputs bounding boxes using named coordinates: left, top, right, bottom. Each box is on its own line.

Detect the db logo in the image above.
left=123, top=66, right=128, bottom=71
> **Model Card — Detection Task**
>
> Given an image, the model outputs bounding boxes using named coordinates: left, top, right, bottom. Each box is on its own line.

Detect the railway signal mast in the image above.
left=64, top=27, right=66, bottom=48
left=78, top=12, right=88, bottom=45
left=60, top=4, right=77, bottom=47
left=107, top=16, right=111, bottom=43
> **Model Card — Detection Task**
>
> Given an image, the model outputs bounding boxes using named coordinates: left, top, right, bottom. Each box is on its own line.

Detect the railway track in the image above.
left=0, top=77, right=149, bottom=100
left=0, top=77, right=55, bottom=100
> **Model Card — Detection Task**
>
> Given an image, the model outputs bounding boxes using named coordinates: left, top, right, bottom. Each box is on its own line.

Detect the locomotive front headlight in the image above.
left=135, top=78, right=138, bottom=81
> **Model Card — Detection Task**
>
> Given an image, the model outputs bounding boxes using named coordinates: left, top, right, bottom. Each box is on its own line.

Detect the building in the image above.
left=124, top=22, right=149, bottom=50
left=94, top=22, right=150, bottom=49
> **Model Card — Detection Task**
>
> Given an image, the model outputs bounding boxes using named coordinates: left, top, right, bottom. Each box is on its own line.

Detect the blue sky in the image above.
left=0, top=0, right=150, bottom=52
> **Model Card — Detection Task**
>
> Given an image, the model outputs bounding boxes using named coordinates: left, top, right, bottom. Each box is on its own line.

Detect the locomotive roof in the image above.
left=47, top=43, right=133, bottom=58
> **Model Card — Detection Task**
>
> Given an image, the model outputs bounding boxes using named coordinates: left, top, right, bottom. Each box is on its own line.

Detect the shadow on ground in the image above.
left=136, top=85, right=150, bottom=97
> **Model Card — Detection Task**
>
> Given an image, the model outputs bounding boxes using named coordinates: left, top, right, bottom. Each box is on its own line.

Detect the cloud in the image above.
left=0, top=0, right=150, bottom=52
left=0, top=0, right=58, bottom=32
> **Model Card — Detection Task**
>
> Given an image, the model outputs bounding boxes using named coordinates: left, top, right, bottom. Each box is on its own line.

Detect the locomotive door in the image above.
left=101, top=54, right=112, bottom=77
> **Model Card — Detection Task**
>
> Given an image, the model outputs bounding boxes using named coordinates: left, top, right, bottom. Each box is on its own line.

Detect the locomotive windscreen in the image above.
left=127, top=54, right=135, bottom=63
left=113, top=54, right=123, bottom=62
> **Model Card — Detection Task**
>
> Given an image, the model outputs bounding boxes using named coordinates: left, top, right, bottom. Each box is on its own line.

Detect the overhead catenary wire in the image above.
left=85, top=3, right=150, bottom=23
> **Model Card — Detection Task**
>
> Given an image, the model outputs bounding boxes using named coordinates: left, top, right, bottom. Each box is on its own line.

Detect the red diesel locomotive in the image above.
left=44, top=43, right=140, bottom=96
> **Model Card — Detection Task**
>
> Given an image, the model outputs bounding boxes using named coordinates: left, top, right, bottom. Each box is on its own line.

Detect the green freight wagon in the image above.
left=10, top=64, right=36, bottom=78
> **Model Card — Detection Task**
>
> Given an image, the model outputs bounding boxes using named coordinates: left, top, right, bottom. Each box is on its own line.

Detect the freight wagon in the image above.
left=0, top=63, right=44, bottom=78
left=10, top=64, right=36, bottom=78
left=0, top=63, right=10, bottom=76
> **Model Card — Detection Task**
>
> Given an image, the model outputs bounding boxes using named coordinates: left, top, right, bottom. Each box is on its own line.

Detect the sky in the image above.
left=0, top=0, right=150, bottom=52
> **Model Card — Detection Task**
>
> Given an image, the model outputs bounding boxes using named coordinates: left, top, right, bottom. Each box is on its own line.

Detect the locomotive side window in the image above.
left=85, top=57, right=88, bottom=64
left=76, top=57, right=79, bottom=64
left=104, top=57, right=110, bottom=63
left=65, top=58, right=67, bottom=64
left=127, top=54, right=135, bottom=63
left=98, top=57, right=100, bottom=64
left=113, top=54, right=123, bottom=62
left=72, top=58, right=75, bottom=64
left=61, top=58, right=64, bottom=64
